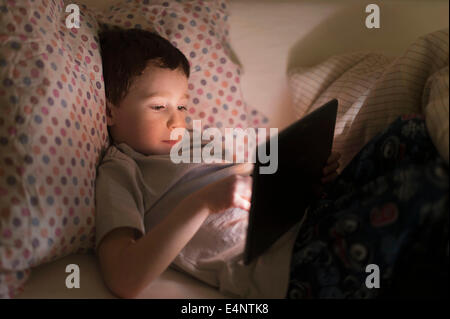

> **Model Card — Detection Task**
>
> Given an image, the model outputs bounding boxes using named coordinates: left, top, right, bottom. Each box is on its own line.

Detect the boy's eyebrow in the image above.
left=144, top=92, right=190, bottom=99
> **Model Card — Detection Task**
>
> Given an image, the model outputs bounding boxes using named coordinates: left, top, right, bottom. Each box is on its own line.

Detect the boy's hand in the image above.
left=187, top=174, right=253, bottom=214
left=321, top=152, right=341, bottom=184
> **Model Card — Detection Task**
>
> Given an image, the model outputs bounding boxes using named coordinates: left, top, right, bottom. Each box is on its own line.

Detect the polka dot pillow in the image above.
left=0, top=0, right=106, bottom=298
left=95, top=0, right=269, bottom=158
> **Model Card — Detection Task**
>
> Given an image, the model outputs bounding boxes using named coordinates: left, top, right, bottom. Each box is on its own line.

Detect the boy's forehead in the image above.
left=131, top=65, right=188, bottom=93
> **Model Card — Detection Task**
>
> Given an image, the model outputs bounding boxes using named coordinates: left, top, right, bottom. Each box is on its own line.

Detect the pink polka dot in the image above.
left=216, top=67, right=223, bottom=73
left=53, top=89, right=59, bottom=98
left=196, top=88, right=203, bottom=95
left=8, top=127, right=16, bottom=136
left=226, top=95, right=233, bottom=102
left=21, top=208, right=30, bottom=217
left=236, top=100, right=242, bottom=106
left=91, top=42, right=97, bottom=50
left=199, top=112, right=205, bottom=118
left=226, top=72, right=232, bottom=78
left=205, top=39, right=212, bottom=45
left=175, top=33, right=182, bottom=39
left=235, top=77, right=240, bottom=84
left=2, top=229, right=12, bottom=239
left=0, top=186, right=8, bottom=196
left=16, top=166, right=25, bottom=176
left=85, top=56, right=91, bottom=64
left=60, top=128, right=66, bottom=137
left=23, top=249, right=30, bottom=259
left=54, top=186, right=62, bottom=196
left=189, top=107, right=196, bottom=114
left=208, top=116, right=214, bottom=123
left=30, top=68, right=39, bottom=78
left=41, top=106, right=49, bottom=115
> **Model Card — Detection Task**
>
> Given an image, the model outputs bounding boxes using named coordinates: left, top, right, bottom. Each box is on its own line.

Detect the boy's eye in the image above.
left=151, top=105, right=165, bottom=110
left=178, top=105, right=188, bottom=111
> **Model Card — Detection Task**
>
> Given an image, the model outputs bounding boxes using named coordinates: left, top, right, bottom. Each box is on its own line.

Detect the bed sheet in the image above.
left=16, top=253, right=227, bottom=299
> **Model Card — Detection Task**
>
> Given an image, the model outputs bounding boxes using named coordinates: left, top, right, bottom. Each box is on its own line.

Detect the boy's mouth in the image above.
left=162, top=140, right=180, bottom=146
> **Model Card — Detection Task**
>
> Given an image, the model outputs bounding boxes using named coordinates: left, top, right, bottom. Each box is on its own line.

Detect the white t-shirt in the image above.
left=95, top=141, right=302, bottom=298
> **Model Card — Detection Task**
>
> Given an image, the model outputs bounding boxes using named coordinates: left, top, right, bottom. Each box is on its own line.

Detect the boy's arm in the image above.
left=97, top=196, right=210, bottom=299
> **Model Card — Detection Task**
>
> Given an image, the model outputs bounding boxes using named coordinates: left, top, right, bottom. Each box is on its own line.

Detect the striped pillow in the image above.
left=288, top=29, right=449, bottom=170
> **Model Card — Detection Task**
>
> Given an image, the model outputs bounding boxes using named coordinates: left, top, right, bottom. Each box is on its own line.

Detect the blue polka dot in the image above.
left=223, top=104, right=228, bottom=110
left=10, top=41, right=21, bottom=50
left=9, top=95, right=18, bottom=104
left=27, top=175, right=36, bottom=185
left=46, top=196, right=54, bottom=205
left=34, top=115, right=42, bottom=124
left=32, top=238, right=40, bottom=248
left=19, top=134, right=28, bottom=145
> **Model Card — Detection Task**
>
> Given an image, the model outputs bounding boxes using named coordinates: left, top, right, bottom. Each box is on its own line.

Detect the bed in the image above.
left=3, top=0, right=448, bottom=299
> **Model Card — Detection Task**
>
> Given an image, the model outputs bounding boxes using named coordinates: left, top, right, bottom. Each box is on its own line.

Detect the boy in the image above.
left=96, top=28, right=340, bottom=298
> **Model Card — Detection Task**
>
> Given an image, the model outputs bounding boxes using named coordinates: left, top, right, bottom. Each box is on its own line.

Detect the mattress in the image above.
left=16, top=0, right=449, bottom=299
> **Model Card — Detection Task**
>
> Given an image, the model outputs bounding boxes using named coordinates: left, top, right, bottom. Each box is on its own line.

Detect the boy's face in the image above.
left=106, top=63, right=189, bottom=155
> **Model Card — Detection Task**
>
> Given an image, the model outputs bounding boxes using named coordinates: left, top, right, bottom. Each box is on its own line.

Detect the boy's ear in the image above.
left=105, top=100, right=116, bottom=126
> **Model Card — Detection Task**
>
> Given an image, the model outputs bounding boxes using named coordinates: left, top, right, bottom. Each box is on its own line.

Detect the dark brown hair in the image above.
left=99, top=27, right=190, bottom=106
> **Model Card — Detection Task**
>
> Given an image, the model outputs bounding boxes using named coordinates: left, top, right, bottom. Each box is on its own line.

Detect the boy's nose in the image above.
left=167, top=109, right=185, bottom=129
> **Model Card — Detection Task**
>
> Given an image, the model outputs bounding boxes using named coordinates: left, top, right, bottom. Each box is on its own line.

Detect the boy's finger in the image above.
left=323, top=161, right=340, bottom=175
left=321, top=171, right=339, bottom=184
left=327, top=152, right=341, bottom=164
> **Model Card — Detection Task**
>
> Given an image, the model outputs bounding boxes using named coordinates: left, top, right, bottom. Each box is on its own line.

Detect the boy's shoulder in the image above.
left=98, top=143, right=137, bottom=169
